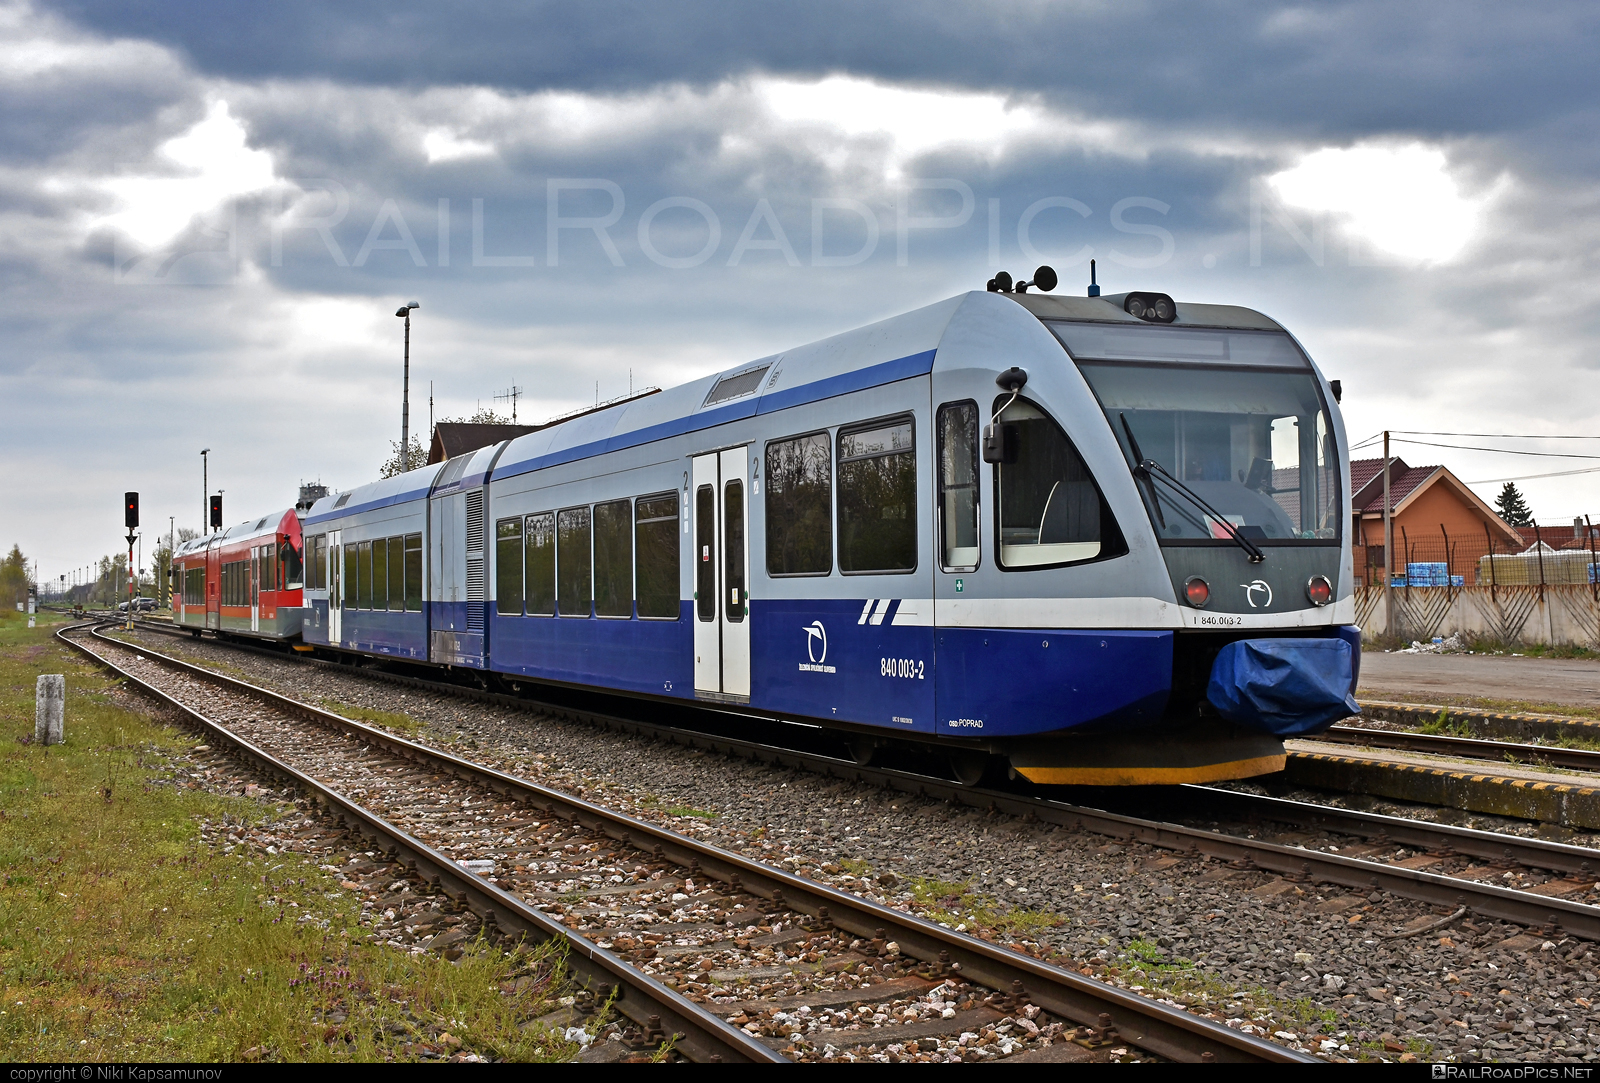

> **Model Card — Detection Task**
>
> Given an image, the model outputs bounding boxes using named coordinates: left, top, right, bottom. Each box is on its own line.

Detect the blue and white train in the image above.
left=237, top=276, right=1362, bottom=785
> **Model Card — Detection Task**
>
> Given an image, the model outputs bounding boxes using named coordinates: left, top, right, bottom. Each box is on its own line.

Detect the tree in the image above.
left=379, top=436, right=427, bottom=479
left=1494, top=482, right=1533, bottom=527
left=1, top=544, right=30, bottom=607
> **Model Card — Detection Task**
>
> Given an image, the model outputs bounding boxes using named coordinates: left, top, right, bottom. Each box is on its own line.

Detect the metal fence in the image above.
left=1353, top=519, right=1600, bottom=596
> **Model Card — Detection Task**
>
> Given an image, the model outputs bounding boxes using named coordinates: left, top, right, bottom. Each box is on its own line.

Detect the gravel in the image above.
left=122, top=628, right=1600, bottom=1063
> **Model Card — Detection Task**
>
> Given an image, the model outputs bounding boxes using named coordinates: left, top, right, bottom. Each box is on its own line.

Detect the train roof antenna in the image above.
left=1088, top=258, right=1100, bottom=298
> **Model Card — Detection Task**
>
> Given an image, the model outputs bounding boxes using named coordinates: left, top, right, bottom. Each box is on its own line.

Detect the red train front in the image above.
left=171, top=507, right=306, bottom=639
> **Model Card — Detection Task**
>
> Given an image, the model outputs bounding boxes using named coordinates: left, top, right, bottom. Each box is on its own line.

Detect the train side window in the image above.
left=764, top=432, right=832, bottom=576
left=341, top=544, right=357, bottom=608
left=993, top=396, right=1126, bottom=569
left=695, top=485, right=715, bottom=621
left=386, top=537, right=404, bottom=611
left=265, top=546, right=279, bottom=593
left=837, top=417, right=917, bottom=574
left=358, top=541, right=374, bottom=610
left=593, top=499, right=632, bottom=618
left=523, top=513, right=555, bottom=616
left=495, top=517, right=523, bottom=616
left=557, top=506, right=591, bottom=617
left=371, top=536, right=388, bottom=611
left=315, top=535, right=328, bottom=591
left=634, top=493, right=679, bottom=619
left=403, top=533, right=422, bottom=612
left=937, top=401, right=980, bottom=571
left=724, top=480, right=746, bottom=621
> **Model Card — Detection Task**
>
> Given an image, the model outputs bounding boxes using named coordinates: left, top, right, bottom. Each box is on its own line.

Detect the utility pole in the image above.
left=1382, top=431, right=1395, bottom=644
left=395, top=302, right=420, bottom=472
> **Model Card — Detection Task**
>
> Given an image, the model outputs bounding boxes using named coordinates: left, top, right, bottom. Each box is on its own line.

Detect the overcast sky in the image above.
left=4, top=0, right=1598, bottom=583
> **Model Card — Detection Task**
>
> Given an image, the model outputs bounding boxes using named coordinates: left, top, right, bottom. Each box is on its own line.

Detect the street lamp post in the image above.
left=201, top=448, right=210, bottom=533
left=395, top=302, right=420, bottom=473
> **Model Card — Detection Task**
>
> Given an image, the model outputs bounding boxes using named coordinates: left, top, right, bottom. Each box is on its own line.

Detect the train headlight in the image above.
left=1124, top=292, right=1177, bottom=323
left=1306, top=575, right=1333, bottom=607
left=1184, top=576, right=1210, bottom=608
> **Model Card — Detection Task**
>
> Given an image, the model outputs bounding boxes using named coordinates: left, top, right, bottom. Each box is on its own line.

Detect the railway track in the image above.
left=1319, top=725, right=1600, bottom=772
left=122, top=619, right=1600, bottom=943
left=63, top=621, right=1305, bottom=1065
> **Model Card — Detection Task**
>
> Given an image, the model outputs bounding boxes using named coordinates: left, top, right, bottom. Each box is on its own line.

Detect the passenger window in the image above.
left=495, top=517, right=523, bottom=616
left=358, top=540, right=374, bottom=609
left=994, top=397, right=1123, bottom=568
left=403, top=533, right=423, bottom=612
left=635, top=493, right=679, bottom=619
left=695, top=485, right=715, bottom=621
left=765, top=433, right=832, bottom=576
left=524, top=513, right=555, bottom=616
left=387, top=537, right=404, bottom=611
left=837, top=418, right=916, bottom=573
left=342, top=544, right=357, bottom=608
left=724, top=480, right=746, bottom=622
left=593, top=499, right=632, bottom=617
left=372, top=536, right=388, bottom=611
left=937, top=402, right=980, bottom=570
left=283, top=539, right=303, bottom=590
left=557, top=507, right=591, bottom=617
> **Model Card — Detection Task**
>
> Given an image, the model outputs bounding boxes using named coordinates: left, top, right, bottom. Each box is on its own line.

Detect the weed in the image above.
left=663, top=806, right=716, bottom=820
left=318, top=698, right=422, bottom=737
left=907, top=876, right=1066, bottom=938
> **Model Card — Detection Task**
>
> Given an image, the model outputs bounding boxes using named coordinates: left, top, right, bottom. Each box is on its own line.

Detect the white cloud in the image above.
left=93, top=99, right=277, bottom=248
left=1267, top=142, right=1493, bottom=263
left=422, top=129, right=496, bottom=163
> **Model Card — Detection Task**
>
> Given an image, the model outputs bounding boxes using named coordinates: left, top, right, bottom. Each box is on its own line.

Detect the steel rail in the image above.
left=1320, top=725, right=1600, bottom=772
left=60, top=623, right=782, bottom=1065
left=85, top=622, right=1309, bottom=1064
left=121, top=620, right=1600, bottom=942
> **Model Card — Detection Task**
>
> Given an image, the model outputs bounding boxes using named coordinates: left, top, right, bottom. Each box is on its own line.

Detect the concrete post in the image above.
left=35, top=674, right=64, bottom=745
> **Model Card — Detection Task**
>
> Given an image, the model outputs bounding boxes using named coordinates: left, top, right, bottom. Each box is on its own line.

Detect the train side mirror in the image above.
left=983, top=423, right=1019, bottom=464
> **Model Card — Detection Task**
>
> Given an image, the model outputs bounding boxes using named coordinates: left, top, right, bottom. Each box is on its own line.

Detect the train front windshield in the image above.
left=1052, top=322, right=1340, bottom=542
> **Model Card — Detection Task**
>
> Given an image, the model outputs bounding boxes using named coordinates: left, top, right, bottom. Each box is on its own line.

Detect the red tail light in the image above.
left=1184, top=576, right=1210, bottom=608
left=1307, top=575, right=1333, bottom=606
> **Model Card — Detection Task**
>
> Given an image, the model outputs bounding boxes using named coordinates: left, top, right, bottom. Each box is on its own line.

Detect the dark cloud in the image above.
left=36, top=0, right=1600, bottom=149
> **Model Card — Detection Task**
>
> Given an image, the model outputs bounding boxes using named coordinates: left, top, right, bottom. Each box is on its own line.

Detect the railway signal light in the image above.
left=210, top=494, right=223, bottom=529
left=125, top=491, right=139, bottom=529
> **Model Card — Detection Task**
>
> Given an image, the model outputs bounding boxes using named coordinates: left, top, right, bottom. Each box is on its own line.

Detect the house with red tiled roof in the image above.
left=1350, top=457, right=1523, bottom=578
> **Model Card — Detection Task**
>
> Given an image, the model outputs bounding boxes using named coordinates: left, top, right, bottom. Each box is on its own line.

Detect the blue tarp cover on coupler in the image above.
left=1207, top=638, right=1360, bottom=736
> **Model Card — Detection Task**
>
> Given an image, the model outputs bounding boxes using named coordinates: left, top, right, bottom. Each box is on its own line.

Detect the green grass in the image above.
left=907, top=876, right=1066, bottom=938
left=663, top=806, right=717, bottom=820
left=1418, top=709, right=1474, bottom=738
left=0, top=609, right=579, bottom=1062
left=318, top=698, right=423, bottom=738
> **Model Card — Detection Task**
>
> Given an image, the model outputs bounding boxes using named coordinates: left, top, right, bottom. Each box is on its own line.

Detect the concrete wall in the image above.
left=1355, top=584, right=1600, bottom=647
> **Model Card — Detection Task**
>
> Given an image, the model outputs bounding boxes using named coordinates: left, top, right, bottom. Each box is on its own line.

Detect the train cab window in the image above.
left=342, top=544, right=358, bottom=609
left=283, top=539, right=303, bottom=590
left=695, top=486, right=716, bottom=620
left=764, top=432, right=831, bottom=576
left=594, top=500, right=632, bottom=618
left=386, top=537, right=404, bottom=611
left=937, top=402, right=980, bottom=571
left=403, top=533, right=422, bottom=612
left=496, top=518, right=522, bottom=616
left=635, top=493, right=679, bottom=619
left=993, top=397, right=1124, bottom=569
left=524, top=513, right=555, bottom=616
left=557, top=506, right=591, bottom=617
left=837, top=418, right=916, bottom=574
left=371, top=539, right=388, bottom=611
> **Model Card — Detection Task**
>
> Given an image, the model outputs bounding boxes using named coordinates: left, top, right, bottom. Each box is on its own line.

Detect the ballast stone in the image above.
left=35, top=674, right=64, bottom=745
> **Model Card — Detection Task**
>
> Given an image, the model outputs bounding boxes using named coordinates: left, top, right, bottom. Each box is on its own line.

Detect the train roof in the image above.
left=174, top=507, right=299, bottom=557
left=303, top=288, right=1295, bottom=521
left=304, top=460, right=447, bottom=526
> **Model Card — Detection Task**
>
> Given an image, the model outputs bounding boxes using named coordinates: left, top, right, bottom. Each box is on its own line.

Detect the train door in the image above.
left=206, top=544, right=220, bottom=631
left=691, top=448, right=751, bottom=700
left=249, top=546, right=260, bottom=633
left=327, top=528, right=343, bottom=645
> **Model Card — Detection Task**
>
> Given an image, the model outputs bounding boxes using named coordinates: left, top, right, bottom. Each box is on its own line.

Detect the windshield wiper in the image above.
left=1119, top=414, right=1266, bottom=564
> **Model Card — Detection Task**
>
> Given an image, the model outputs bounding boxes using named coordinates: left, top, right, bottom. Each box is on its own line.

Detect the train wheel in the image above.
left=847, top=737, right=881, bottom=767
left=949, top=751, right=1003, bottom=787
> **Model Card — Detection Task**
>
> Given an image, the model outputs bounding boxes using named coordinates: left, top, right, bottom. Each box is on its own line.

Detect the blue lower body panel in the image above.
left=935, top=628, right=1173, bottom=738
left=490, top=604, right=693, bottom=694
